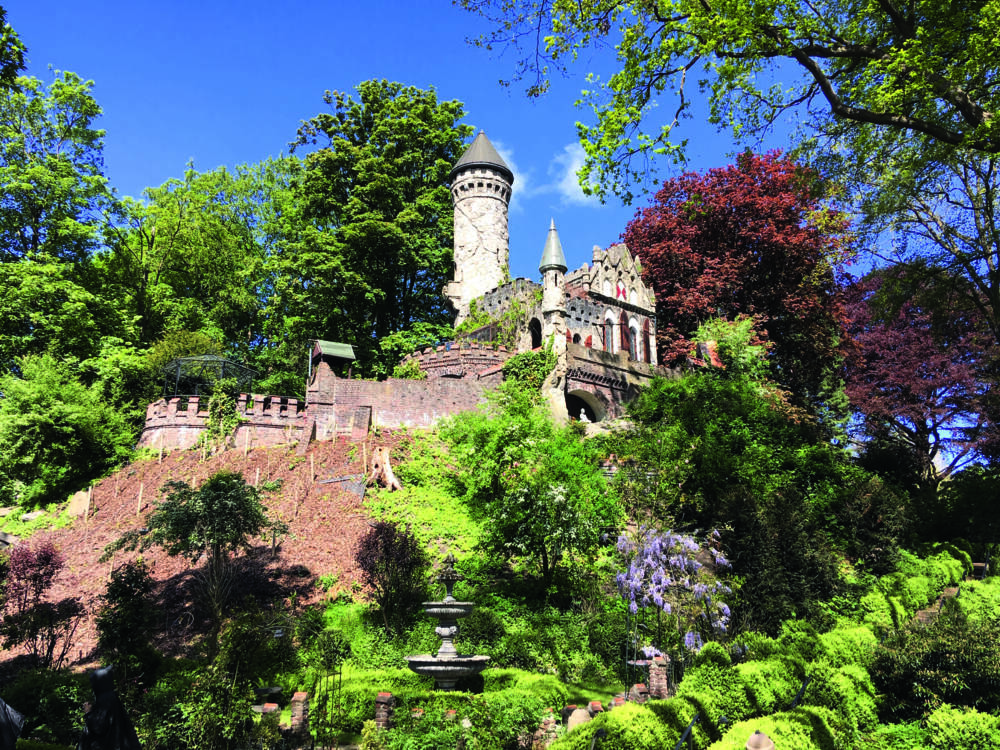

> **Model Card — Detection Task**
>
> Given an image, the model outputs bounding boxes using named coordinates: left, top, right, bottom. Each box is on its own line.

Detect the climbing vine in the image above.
left=453, top=295, right=533, bottom=349
left=199, top=377, right=244, bottom=453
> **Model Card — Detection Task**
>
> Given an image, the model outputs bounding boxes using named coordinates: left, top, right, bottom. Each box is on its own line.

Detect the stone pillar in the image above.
left=290, top=691, right=309, bottom=739
left=374, top=692, right=395, bottom=730
left=649, top=655, right=671, bottom=699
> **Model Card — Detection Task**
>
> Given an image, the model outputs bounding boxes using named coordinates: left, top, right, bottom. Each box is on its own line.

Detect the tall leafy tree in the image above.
left=842, top=267, right=992, bottom=496
left=99, top=159, right=297, bottom=353
left=461, top=0, right=1000, bottom=201
left=269, top=80, right=473, bottom=378
left=612, top=322, right=906, bottom=630
left=442, top=378, right=618, bottom=586
left=0, top=71, right=107, bottom=262
left=623, top=151, right=850, bottom=417
left=0, top=257, right=123, bottom=373
left=0, top=354, right=134, bottom=507
left=0, top=6, right=25, bottom=89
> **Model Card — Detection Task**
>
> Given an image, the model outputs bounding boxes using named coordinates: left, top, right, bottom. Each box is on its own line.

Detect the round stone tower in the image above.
left=445, top=131, right=513, bottom=324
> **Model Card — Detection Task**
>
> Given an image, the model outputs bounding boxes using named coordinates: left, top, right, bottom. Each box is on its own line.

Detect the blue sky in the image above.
left=8, top=1, right=785, bottom=280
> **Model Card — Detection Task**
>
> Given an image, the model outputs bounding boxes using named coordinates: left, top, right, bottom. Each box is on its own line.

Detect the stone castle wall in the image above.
left=139, top=364, right=496, bottom=452
left=137, top=394, right=307, bottom=451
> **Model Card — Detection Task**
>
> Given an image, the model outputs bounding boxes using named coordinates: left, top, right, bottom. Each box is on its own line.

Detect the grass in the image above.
left=0, top=502, right=75, bottom=538
left=364, top=430, right=481, bottom=557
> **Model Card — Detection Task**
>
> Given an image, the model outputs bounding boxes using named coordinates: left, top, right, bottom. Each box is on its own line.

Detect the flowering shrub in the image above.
left=616, top=528, right=732, bottom=651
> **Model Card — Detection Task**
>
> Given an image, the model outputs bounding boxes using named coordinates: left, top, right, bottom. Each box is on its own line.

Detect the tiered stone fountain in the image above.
left=405, top=554, right=490, bottom=690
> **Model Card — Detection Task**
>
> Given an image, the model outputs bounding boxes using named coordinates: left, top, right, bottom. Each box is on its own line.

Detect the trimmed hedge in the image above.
left=547, top=702, right=678, bottom=750
left=925, top=704, right=1000, bottom=749
left=704, top=706, right=840, bottom=750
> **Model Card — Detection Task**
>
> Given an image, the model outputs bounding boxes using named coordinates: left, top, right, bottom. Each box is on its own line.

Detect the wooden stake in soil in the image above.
left=244, top=428, right=249, bottom=457
left=362, top=441, right=368, bottom=474
left=85, top=484, right=93, bottom=524
left=158, top=432, right=164, bottom=463
left=310, top=454, right=315, bottom=483
left=254, top=467, right=260, bottom=487
left=136, top=482, right=144, bottom=516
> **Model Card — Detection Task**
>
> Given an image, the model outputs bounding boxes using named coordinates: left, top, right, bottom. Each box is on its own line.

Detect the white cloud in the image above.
left=550, top=142, right=600, bottom=206
left=489, top=141, right=600, bottom=212
left=493, top=141, right=536, bottom=214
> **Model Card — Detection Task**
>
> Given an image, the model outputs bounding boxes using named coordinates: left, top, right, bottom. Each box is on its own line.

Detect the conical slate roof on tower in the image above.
left=450, top=130, right=514, bottom=184
left=539, top=218, right=567, bottom=273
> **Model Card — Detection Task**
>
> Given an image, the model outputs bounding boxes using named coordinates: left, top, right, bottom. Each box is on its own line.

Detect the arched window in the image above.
left=619, top=311, right=631, bottom=357
left=603, top=310, right=616, bottom=352
left=643, top=320, right=652, bottom=364
left=529, top=318, right=542, bottom=349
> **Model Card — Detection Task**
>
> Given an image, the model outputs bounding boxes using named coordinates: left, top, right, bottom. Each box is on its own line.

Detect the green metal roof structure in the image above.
left=539, top=218, right=567, bottom=273
left=312, top=340, right=356, bottom=362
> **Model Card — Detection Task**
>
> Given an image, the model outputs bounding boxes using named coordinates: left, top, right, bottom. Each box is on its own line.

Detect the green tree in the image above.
left=610, top=321, right=905, bottom=631
left=0, top=353, right=134, bottom=506
left=99, top=159, right=297, bottom=353
left=0, top=6, right=25, bottom=89
left=462, top=1, right=1000, bottom=201
left=268, top=79, right=473, bottom=377
left=0, top=71, right=107, bottom=261
left=442, top=381, right=618, bottom=586
left=0, top=257, right=124, bottom=373
left=103, top=471, right=288, bottom=627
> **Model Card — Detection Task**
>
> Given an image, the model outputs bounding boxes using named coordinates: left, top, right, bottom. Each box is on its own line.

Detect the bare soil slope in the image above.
left=10, top=434, right=407, bottom=668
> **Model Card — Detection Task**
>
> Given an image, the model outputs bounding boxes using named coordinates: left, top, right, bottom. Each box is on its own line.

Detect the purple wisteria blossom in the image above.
left=616, top=527, right=732, bottom=652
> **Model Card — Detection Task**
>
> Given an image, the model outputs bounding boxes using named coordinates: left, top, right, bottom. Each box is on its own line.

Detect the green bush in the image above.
left=804, top=662, right=878, bottom=746
left=925, top=703, right=1000, bottom=749
left=704, top=706, right=840, bottom=750
left=815, top=623, right=877, bottom=668
left=15, top=740, right=74, bottom=750
left=674, top=663, right=753, bottom=725
left=693, top=641, right=731, bottom=668
left=860, top=589, right=907, bottom=636
left=4, top=668, right=88, bottom=747
left=951, top=577, right=1000, bottom=624
left=871, top=610, right=1000, bottom=721
left=858, top=721, right=929, bottom=749
left=548, top=702, right=677, bottom=750
left=735, top=659, right=801, bottom=716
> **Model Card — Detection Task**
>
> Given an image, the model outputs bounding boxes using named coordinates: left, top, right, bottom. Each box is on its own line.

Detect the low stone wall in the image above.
left=137, top=394, right=306, bottom=451
left=316, top=377, right=491, bottom=432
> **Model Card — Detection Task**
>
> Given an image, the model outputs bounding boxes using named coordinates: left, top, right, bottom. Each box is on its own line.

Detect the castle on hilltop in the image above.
left=138, top=132, right=668, bottom=452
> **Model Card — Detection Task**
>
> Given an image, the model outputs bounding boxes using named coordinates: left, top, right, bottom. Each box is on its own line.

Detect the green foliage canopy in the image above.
left=0, top=354, right=134, bottom=506
left=461, top=1, right=1000, bottom=201
left=272, top=79, right=473, bottom=377
left=442, top=383, right=619, bottom=585
left=0, top=71, right=107, bottom=261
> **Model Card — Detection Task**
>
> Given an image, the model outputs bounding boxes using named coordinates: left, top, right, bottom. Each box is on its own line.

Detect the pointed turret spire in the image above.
left=539, top=218, right=567, bottom=274
left=450, top=130, right=514, bottom=184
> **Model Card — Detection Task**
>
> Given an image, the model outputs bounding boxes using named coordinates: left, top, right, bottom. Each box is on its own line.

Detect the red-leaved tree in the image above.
left=842, top=268, right=992, bottom=496
left=623, top=152, right=850, bottom=411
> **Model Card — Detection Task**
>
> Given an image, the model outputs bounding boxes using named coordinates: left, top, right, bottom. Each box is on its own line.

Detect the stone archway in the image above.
left=566, top=388, right=607, bottom=423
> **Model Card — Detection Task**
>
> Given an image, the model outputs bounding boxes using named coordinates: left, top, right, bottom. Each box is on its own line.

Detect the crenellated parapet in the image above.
left=137, top=393, right=307, bottom=451
left=402, top=341, right=514, bottom=381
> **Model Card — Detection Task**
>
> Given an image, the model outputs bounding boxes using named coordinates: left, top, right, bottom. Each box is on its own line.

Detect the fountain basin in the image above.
left=405, top=654, right=490, bottom=691
left=421, top=601, right=476, bottom=619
